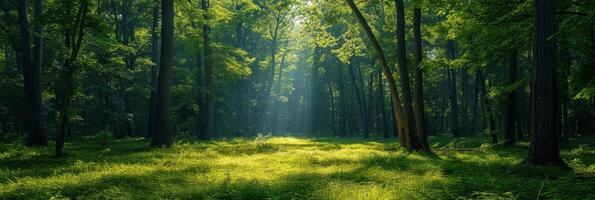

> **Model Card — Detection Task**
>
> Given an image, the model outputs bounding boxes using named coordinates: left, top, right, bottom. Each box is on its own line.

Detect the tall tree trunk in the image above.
left=18, top=0, right=47, bottom=146
left=271, top=46, right=287, bottom=135
left=446, top=41, right=460, bottom=137
left=147, top=0, right=159, bottom=138
left=365, top=69, right=375, bottom=138
left=527, top=0, right=566, bottom=167
left=56, top=2, right=89, bottom=156
left=151, top=0, right=174, bottom=147
left=412, top=7, right=429, bottom=150
left=395, top=0, right=422, bottom=149
left=377, top=70, right=389, bottom=138
left=338, top=65, right=348, bottom=136
left=346, top=0, right=412, bottom=150
left=349, top=61, right=367, bottom=136
left=505, top=49, right=518, bottom=145
left=199, top=0, right=212, bottom=140
left=122, top=0, right=135, bottom=137
left=477, top=71, right=497, bottom=143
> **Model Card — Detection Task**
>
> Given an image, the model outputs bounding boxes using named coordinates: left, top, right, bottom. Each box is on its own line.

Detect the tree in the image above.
left=151, top=0, right=174, bottom=147
left=504, top=49, right=517, bottom=145
left=147, top=0, right=159, bottom=139
left=412, top=4, right=429, bottom=151
left=198, top=0, right=213, bottom=140
left=527, top=0, right=566, bottom=167
left=345, top=0, right=421, bottom=151
left=56, top=1, right=90, bottom=156
left=18, top=0, right=46, bottom=146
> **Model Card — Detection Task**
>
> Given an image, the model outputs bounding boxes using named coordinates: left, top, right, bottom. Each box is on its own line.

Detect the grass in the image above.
left=0, top=135, right=593, bottom=199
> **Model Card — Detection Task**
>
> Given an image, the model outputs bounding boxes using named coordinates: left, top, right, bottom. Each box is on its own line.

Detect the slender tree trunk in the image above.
left=56, top=2, right=89, bottom=156
left=18, top=0, right=46, bottom=146
left=477, top=71, right=497, bottom=143
left=412, top=7, right=429, bottom=151
left=505, top=50, right=518, bottom=145
left=338, top=65, right=348, bottom=136
left=271, top=46, right=287, bottom=135
left=445, top=40, right=461, bottom=139
left=346, top=0, right=412, bottom=149
left=199, top=0, right=212, bottom=140
left=147, top=0, right=159, bottom=138
left=151, top=0, right=174, bottom=147
left=365, top=70, right=375, bottom=138
left=377, top=70, right=389, bottom=138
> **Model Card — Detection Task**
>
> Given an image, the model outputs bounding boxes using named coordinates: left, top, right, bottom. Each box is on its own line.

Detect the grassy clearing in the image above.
left=0, top=136, right=593, bottom=199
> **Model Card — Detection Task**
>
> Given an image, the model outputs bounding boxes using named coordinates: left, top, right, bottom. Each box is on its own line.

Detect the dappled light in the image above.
left=1, top=0, right=594, bottom=199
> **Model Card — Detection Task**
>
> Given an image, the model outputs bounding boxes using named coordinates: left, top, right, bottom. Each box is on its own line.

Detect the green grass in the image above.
left=0, top=136, right=593, bottom=199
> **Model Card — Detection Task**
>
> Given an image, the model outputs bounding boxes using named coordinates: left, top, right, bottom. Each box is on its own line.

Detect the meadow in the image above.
left=1, top=136, right=593, bottom=199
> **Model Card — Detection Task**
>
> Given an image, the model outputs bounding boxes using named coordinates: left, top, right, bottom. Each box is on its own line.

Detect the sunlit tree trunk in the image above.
left=345, top=0, right=411, bottom=149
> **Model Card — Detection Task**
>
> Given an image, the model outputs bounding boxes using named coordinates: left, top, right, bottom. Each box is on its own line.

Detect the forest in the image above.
left=0, top=0, right=594, bottom=199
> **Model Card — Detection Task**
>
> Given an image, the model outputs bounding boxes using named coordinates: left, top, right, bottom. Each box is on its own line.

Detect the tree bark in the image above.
left=528, top=0, right=566, bottom=167
left=56, top=2, right=89, bottom=156
left=505, top=50, right=518, bottom=145
left=147, top=0, right=159, bottom=139
left=346, top=0, right=412, bottom=150
left=412, top=7, right=430, bottom=151
left=198, top=0, right=212, bottom=140
left=151, top=0, right=174, bottom=147
left=19, top=0, right=47, bottom=146
left=477, top=71, right=497, bottom=144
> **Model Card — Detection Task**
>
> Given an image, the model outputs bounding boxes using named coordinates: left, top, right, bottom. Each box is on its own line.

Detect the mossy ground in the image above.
left=0, top=136, right=593, bottom=199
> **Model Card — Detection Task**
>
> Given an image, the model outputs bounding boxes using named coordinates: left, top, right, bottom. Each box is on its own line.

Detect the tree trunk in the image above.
left=477, top=71, right=497, bottom=144
left=147, top=0, right=159, bottom=138
left=338, top=65, right=348, bottom=136
left=527, top=0, right=566, bottom=167
left=395, top=0, right=422, bottom=149
left=56, top=2, right=89, bottom=156
left=199, top=0, right=212, bottom=140
left=505, top=50, right=518, bottom=145
left=150, top=0, right=174, bottom=147
left=377, top=70, right=389, bottom=138
left=412, top=7, right=430, bottom=150
left=346, top=0, right=412, bottom=150
left=18, top=0, right=46, bottom=146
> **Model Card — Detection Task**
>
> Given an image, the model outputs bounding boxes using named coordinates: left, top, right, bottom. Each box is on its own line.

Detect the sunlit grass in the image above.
left=0, top=136, right=593, bottom=199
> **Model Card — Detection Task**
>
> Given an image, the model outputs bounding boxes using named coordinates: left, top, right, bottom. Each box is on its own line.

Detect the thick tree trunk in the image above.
left=412, top=7, right=429, bottom=151
left=18, top=0, right=46, bottom=146
left=151, top=0, right=174, bottom=147
left=346, top=0, right=412, bottom=149
left=147, top=0, right=159, bottom=138
left=395, top=0, right=422, bottom=149
left=527, top=0, right=566, bottom=166
left=505, top=50, right=518, bottom=145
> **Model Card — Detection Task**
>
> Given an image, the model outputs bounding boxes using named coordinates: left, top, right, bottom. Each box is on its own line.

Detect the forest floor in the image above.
left=0, top=136, right=594, bottom=199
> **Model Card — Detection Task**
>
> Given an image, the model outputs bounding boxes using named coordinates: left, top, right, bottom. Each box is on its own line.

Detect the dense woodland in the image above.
left=0, top=0, right=594, bottom=199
